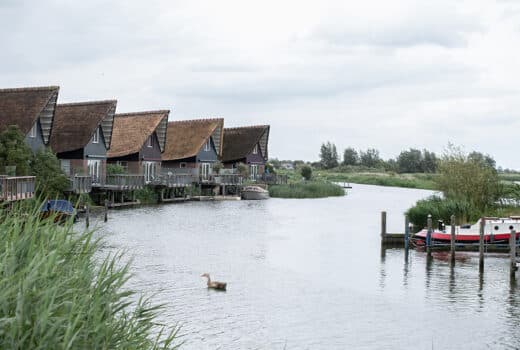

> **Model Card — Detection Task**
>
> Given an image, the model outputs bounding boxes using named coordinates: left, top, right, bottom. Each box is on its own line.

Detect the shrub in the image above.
left=31, top=148, right=69, bottom=198
left=135, top=185, right=159, bottom=204
left=107, top=163, right=126, bottom=175
left=300, top=165, right=312, bottom=180
left=269, top=181, right=344, bottom=198
left=0, top=125, right=32, bottom=175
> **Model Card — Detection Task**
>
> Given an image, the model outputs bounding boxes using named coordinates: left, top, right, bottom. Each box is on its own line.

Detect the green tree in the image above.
left=342, top=147, right=358, bottom=166
left=359, top=148, right=381, bottom=168
left=31, top=149, right=69, bottom=198
left=397, top=148, right=422, bottom=173
left=319, top=142, right=339, bottom=169
left=0, top=125, right=32, bottom=175
left=300, top=165, right=312, bottom=180
left=468, top=151, right=496, bottom=169
left=422, top=149, right=437, bottom=173
left=436, top=145, right=501, bottom=210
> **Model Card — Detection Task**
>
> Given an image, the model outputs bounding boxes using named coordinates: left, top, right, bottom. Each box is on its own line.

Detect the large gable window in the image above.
left=252, top=144, right=258, bottom=154
left=147, top=135, right=153, bottom=148
left=92, top=128, right=99, bottom=144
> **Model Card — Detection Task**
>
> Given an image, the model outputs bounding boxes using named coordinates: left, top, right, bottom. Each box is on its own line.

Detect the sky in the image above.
left=1, top=0, right=520, bottom=168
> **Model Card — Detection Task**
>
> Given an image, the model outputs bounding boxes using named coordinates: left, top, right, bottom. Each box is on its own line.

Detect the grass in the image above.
left=0, top=200, right=180, bottom=349
left=269, top=181, right=345, bottom=198
left=314, top=171, right=438, bottom=190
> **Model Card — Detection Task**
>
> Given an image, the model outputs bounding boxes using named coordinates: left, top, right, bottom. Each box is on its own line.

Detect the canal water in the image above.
left=91, top=184, right=520, bottom=349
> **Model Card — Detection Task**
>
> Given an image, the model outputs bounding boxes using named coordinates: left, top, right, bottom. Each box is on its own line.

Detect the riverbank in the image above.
left=311, top=171, right=438, bottom=190
left=268, top=181, right=344, bottom=198
left=0, top=201, right=179, bottom=349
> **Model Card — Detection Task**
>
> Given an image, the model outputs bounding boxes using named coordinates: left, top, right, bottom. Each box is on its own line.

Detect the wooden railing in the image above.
left=251, top=174, right=288, bottom=185
left=153, top=174, right=194, bottom=187
left=69, top=175, right=92, bottom=194
left=0, top=176, right=36, bottom=202
left=215, top=174, right=244, bottom=185
left=102, top=174, right=145, bottom=190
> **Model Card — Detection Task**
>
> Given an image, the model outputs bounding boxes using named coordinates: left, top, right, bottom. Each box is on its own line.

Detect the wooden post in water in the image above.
left=104, top=199, right=108, bottom=222
left=510, top=229, right=517, bottom=278
left=381, top=211, right=387, bottom=243
left=404, top=215, right=410, bottom=261
left=479, top=218, right=485, bottom=272
left=426, top=214, right=432, bottom=257
left=450, top=215, right=456, bottom=264
left=85, top=203, right=90, bottom=229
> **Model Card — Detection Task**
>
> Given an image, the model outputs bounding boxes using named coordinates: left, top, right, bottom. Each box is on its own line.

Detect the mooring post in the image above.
left=381, top=211, right=387, bottom=243
left=104, top=199, right=108, bottom=222
left=510, top=229, right=517, bottom=278
left=450, top=215, right=456, bottom=264
left=404, top=215, right=410, bottom=261
left=426, top=214, right=432, bottom=256
left=479, top=218, right=485, bottom=272
left=85, top=203, right=90, bottom=229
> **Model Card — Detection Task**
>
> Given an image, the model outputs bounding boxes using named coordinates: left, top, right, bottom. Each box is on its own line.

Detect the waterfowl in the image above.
left=201, top=273, right=227, bottom=291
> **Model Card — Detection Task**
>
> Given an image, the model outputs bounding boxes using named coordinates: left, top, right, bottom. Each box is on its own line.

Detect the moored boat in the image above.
left=241, top=186, right=269, bottom=200
left=41, top=200, right=78, bottom=223
left=414, top=217, right=520, bottom=244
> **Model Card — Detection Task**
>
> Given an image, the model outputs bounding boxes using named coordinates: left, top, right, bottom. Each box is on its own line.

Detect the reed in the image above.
left=269, top=181, right=344, bottom=198
left=0, top=200, right=180, bottom=349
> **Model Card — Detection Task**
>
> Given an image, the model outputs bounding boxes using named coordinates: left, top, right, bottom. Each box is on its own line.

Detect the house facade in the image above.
left=107, top=110, right=169, bottom=183
left=0, top=86, right=59, bottom=154
left=162, top=118, right=224, bottom=181
left=222, top=125, right=270, bottom=178
left=50, top=100, right=117, bottom=186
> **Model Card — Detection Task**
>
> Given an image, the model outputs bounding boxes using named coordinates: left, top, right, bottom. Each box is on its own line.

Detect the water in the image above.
left=90, top=184, right=520, bottom=349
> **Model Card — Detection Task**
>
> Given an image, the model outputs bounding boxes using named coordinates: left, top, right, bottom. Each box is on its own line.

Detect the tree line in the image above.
left=318, top=142, right=497, bottom=173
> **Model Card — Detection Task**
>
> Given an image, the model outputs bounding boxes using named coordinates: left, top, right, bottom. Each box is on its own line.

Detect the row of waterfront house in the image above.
left=0, top=86, right=284, bottom=205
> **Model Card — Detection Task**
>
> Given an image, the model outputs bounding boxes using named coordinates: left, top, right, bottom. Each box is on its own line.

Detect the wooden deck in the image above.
left=94, top=174, right=145, bottom=191
left=69, top=175, right=92, bottom=194
left=0, top=176, right=36, bottom=202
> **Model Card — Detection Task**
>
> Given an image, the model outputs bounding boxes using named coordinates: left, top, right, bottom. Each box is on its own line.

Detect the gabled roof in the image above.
left=50, top=100, right=117, bottom=154
left=108, top=110, right=169, bottom=158
left=0, top=86, right=59, bottom=144
left=222, top=125, right=270, bottom=162
left=162, top=118, right=224, bottom=161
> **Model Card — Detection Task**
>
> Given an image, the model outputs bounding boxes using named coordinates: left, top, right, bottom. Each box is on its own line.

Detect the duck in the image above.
left=201, top=273, right=227, bottom=291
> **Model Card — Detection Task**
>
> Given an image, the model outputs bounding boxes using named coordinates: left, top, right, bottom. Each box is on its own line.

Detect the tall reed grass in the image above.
left=0, top=200, right=180, bottom=349
left=269, top=181, right=344, bottom=198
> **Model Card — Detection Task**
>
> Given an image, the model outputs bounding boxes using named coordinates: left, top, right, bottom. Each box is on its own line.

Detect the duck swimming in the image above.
left=201, top=273, right=227, bottom=291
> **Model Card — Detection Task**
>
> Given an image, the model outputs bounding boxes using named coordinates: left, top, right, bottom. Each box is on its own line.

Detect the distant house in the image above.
left=222, top=125, right=269, bottom=178
left=0, top=86, right=59, bottom=152
left=107, top=110, right=169, bottom=183
left=162, top=118, right=224, bottom=181
left=50, top=100, right=117, bottom=186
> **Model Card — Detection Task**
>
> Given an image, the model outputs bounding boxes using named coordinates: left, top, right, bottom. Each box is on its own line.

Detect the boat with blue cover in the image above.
left=41, top=200, right=78, bottom=222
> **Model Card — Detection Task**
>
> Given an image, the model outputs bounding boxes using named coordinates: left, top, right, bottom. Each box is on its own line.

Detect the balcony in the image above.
left=153, top=174, right=194, bottom=188
left=68, top=175, right=93, bottom=194
left=94, top=174, right=145, bottom=191
left=0, top=176, right=36, bottom=202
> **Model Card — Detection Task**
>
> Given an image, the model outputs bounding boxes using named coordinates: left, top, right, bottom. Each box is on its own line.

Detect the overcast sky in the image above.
left=1, top=0, right=519, bottom=168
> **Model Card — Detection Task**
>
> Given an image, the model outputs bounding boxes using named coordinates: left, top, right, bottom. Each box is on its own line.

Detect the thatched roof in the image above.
left=50, top=100, right=117, bottom=154
left=0, top=86, right=59, bottom=144
left=222, top=125, right=269, bottom=162
left=162, top=118, right=224, bottom=161
left=108, top=110, right=169, bottom=158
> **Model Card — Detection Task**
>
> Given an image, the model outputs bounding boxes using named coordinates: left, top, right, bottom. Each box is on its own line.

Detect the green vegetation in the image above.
left=300, top=165, right=312, bottom=180
left=135, top=185, right=159, bottom=204
left=31, top=148, right=70, bottom=198
left=315, top=171, right=438, bottom=190
left=107, top=163, right=127, bottom=175
left=269, top=181, right=344, bottom=199
left=0, top=201, right=180, bottom=349
left=0, top=125, right=32, bottom=175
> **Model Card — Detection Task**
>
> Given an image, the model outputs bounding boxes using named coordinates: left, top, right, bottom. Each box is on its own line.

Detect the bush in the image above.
left=300, top=165, right=312, bottom=180
left=0, top=125, right=32, bottom=176
left=0, top=201, right=179, bottom=349
left=135, top=185, right=159, bottom=204
left=107, top=163, right=126, bottom=175
left=31, top=149, right=69, bottom=198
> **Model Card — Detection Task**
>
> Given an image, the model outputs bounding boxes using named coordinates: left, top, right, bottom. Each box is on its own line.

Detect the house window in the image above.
left=252, top=144, right=258, bottom=154
left=180, top=162, right=187, bottom=168
left=200, top=162, right=211, bottom=180
left=250, top=164, right=259, bottom=179
left=88, top=159, right=101, bottom=184
left=92, top=128, right=99, bottom=144
left=147, top=135, right=153, bottom=148
left=204, top=138, right=211, bottom=151
left=29, top=123, right=37, bottom=138
left=143, top=161, right=158, bottom=183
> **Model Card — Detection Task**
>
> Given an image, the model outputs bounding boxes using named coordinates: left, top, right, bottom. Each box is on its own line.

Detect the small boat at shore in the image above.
left=414, top=217, right=520, bottom=244
left=241, top=186, right=269, bottom=200
left=40, top=200, right=78, bottom=223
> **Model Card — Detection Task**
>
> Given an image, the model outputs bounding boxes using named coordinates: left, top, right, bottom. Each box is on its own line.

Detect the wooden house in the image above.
left=107, top=110, right=169, bottom=184
left=222, top=125, right=270, bottom=178
left=0, top=86, right=59, bottom=153
left=162, top=118, right=224, bottom=181
left=50, top=100, right=117, bottom=192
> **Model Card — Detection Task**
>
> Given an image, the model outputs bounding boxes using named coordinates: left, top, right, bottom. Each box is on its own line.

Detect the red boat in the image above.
left=414, top=217, right=520, bottom=244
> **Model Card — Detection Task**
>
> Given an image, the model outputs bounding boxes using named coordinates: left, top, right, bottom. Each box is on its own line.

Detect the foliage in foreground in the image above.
left=0, top=201, right=180, bottom=349
left=269, top=181, right=344, bottom=199
left=31, top=148, right=70, bottom=198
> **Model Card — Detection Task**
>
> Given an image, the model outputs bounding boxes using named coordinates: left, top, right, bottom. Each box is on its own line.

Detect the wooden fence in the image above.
left=0, top=176, right=36, bottom=202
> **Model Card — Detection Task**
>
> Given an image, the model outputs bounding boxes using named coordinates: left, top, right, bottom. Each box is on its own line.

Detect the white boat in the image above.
left=241, top=186, right=269, bottom=200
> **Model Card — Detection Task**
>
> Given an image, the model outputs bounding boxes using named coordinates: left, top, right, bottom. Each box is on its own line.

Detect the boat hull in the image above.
left=241, top=186, right=269, bottom=200
left=414, top=230, right=519, bottom=244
